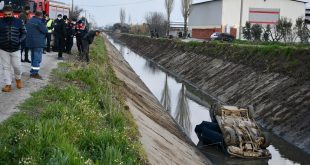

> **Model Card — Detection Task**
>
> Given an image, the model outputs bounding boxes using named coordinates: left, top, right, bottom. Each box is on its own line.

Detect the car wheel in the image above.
left=223, top=126, right=238, bottom=145
left=261, top=132, right=271, bottom=149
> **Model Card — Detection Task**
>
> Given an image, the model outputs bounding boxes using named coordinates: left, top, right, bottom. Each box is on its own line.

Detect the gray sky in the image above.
left=62, top=0, right=207, bottom=26
left=62, top=0, right=309, bottom=27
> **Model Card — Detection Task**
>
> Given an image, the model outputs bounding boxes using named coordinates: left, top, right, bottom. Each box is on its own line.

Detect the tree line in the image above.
left=108, top=0, right=193, bottom=38
left=243, top=17, right=309, bottom=43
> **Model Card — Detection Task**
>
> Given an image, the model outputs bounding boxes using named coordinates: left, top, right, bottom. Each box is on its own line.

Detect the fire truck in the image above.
left=0, top=0, right=70, bottom=19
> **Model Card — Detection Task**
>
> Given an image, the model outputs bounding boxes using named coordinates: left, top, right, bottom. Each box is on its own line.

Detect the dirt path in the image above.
left=104, top=36, right=211, bottom=165
left=0, top=52, right=61, bottom=122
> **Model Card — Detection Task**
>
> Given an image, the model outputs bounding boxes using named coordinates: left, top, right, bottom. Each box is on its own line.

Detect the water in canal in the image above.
left=107, top=36, right=310, bottom=165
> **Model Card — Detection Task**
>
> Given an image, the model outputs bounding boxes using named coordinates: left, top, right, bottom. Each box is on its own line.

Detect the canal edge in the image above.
left=103, top=35, right=212, bottom=165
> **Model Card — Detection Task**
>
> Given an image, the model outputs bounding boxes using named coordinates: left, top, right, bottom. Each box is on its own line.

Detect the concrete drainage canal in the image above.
left=107, top=36, right=310, bottom=165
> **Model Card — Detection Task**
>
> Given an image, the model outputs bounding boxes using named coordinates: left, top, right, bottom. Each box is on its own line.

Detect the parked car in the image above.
left=210, top=32, right=235, bottom=42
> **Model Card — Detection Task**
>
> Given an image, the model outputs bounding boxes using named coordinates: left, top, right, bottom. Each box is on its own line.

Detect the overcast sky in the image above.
left=62, top=0, right=309, bottom=26
left=61, top=0, right=210, bottom=26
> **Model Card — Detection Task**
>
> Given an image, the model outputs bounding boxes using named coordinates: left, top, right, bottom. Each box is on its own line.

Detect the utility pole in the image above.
left=71, top=0, right=74, bottom=13
left=238, top=0, right=244, bottom=39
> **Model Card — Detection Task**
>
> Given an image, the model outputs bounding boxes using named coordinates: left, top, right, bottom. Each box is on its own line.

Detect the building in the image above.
left=49, top=0, right=70, bottom=19
left=189, top=0, right=307, bottom=40
left=306, top=7, right=310, bottom=27
left=169, top=22, right=185, bottom=38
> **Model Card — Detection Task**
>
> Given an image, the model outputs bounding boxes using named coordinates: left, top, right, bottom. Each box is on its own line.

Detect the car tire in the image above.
left=261, top=132, right=271, bottom=149
left=223, top=126, right=238, bottom=145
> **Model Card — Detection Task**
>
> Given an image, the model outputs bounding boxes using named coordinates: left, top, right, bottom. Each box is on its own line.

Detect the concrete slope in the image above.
left=0, top=52, right=61, bottom=122
left=118, top=35, right=310, bottom=155
left=104, top=37, right=211, bottom=165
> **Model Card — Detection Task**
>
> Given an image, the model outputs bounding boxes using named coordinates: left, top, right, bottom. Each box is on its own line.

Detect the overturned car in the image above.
left=195, top=103, right=271, bottom=159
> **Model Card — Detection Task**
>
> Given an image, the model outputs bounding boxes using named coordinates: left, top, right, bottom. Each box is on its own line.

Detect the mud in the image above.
left=117, top=34, right=310, bottom=155
left=104, top=36, right=210, bottom=165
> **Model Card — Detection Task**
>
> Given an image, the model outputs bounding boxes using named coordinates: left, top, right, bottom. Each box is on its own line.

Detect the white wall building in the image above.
left=306, top=7, right=310, bottom=28
left=49, top=0, right=70, bottom=19
left=189, top=0, right=307, bottom=39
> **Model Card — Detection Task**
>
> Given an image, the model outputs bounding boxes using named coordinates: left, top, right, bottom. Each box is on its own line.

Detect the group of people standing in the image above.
left=0, top=5, right=101, bottom=93
left=50, top=13, right=101, bottom=62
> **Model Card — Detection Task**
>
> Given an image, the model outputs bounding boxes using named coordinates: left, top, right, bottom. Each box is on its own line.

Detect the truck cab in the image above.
left=0, top=0, right=48, bottom=18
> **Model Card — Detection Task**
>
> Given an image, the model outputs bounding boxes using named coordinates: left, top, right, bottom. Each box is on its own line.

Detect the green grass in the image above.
left=0, top=37, right=147, bottom=164
left=232, top=39, right=310, bottom=49
left=185, top=41, right=205, bottom=49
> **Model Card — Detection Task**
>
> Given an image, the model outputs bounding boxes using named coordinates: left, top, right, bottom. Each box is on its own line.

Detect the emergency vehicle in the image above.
left=0, top=0, right=70, bottom=18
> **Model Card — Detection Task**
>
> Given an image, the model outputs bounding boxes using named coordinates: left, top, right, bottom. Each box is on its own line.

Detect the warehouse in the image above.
left=188, top=0, right=307, bottom=39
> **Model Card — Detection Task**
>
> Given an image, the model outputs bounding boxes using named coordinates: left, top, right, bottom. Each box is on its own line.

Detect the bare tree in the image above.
left=160, top=75, right=171, bottom=112
left=145, top=12, right=167, bottom=37
left=120, top=8, right=126, bottom=26
left=128, top=14, right=132, bottom=25
left=181, top=0, right=192, bottom=38
left=69, top=6, right=83, bottom=20
left=175, top=84, right=191, bottom=136
left=165, top=0, right=174, bottom=36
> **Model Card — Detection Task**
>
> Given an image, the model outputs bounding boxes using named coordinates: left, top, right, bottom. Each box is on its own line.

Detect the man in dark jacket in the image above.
left=76, top=19, right=88, bottom=55
left=0, top=6, right=26, bottom=92
left=80, top=30, right=101, bottom=62
left=65, top=18, right=76, bottom=54
left=19, top=6, right=31, bottom=63
left=53, top=14, right=66, bottom=60
left=26, top=11, right=48, bottom=79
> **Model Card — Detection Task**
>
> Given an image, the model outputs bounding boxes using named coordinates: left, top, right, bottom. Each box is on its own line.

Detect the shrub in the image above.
left=263, top=25, right=271, bottom=42
left=295, top=17, right=309, bottom=44
left=243, top=21, right=252, bottom=40
left=251, top=24, right=263, bottom=41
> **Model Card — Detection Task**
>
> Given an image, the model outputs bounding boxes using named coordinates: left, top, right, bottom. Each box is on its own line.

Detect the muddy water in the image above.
left=107, top=36, right=310, bottom=165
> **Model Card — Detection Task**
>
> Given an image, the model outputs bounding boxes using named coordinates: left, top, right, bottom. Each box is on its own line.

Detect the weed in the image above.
left=0, top=37, right=147, bottom=164
left=185, top=41, right=204, bottom=48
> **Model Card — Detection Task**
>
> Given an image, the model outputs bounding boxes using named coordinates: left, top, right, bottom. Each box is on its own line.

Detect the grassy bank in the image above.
left=120, top=34, right=310, bottom=82
left=0, top=37, right=147, bottom=164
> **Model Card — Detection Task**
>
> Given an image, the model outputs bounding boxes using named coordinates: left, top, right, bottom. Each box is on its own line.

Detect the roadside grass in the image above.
left=232, top=39, right=310, bottom=48
left=0, top=37, right=147, bottom=164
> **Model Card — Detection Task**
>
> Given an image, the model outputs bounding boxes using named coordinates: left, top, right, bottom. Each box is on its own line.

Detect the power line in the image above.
left=78, top=0, right=153, bottom=8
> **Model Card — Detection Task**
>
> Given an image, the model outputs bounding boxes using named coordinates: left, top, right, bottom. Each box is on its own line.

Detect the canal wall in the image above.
left=104, top=36, right=210, bottom=165
left=118, top=34, right=310, bottom=154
